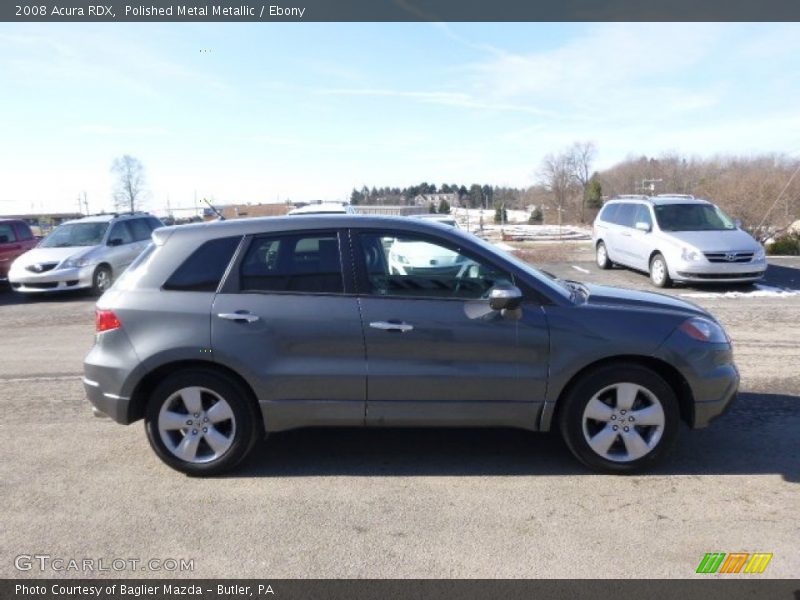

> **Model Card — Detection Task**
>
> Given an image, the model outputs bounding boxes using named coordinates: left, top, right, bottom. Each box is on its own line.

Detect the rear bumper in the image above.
left=83, top=376, right=131, bottom=423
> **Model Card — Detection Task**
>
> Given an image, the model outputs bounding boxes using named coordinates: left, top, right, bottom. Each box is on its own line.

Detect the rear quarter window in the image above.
left=163, top=236, right=242, bottom=292
left=0, top=223, right=17, bottom=243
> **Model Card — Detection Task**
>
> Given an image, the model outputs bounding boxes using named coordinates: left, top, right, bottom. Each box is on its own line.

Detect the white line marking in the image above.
left=0, top=375, right=82, bottom=383
left=572, top=265, right=591, bottom=274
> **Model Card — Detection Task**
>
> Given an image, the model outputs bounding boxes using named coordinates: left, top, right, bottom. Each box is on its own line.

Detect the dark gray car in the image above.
left=83, top=216, right=738, bottom=475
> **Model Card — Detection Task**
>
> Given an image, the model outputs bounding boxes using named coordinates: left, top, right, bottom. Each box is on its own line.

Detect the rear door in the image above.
left=211, top=229, right=366, bottom=431
left=353, top=228, right=549, bottom=428
left=611, top=203, right=638, bottom=266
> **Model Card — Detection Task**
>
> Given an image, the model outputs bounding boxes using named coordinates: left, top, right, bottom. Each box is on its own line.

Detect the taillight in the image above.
left=96, top=309, right=121, bottom=333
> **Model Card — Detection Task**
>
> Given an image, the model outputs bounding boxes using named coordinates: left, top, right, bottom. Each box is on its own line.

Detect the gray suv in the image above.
left=84, top=216, right=738, bottom=475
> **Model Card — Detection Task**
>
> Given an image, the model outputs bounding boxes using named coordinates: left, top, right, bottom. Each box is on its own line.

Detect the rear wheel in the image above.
left=649, top=253, right=672, bottom=288
left=596, top=241, right=613, bottom=270
left=559, top=364, right=679, bottom=473
left=145, top=370, right=260, bottom=476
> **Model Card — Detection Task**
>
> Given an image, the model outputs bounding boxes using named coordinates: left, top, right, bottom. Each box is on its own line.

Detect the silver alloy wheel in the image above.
left=651, top=258, right=666, bottom=285
left=158, top=386, right=236, bottom=464
left=95, top=269, right=111, bottom=292
left=597, top=244, right=608, bottom=267
left=581, top=382, right=665, bottom=462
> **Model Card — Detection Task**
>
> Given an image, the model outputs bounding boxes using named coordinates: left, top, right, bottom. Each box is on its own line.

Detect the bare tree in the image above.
left=567, top=141, right=597, bottom=222
left=539, top=152, right=577, bottom=228
left=111, top=155, right=147, bottom=213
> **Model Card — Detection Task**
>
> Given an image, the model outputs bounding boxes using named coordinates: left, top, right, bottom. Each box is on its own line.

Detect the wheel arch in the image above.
left=548, top=355, right=694, bottom=430
left=128, top=360, right=262, bottom=431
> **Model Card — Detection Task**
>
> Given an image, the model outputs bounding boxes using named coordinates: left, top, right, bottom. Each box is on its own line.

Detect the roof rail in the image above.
left=656, top=193, right=695, bottom=199
left=614, top=194, right=650, bottom=200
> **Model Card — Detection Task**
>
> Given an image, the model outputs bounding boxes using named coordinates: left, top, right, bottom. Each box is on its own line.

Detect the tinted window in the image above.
left=108, top=222, right=134, bottom=245
left=615, top=203, right=637, bottom=227
left=240, top=232, right=343, bottom=294
left=599, top=203, right=619, bottom=224
left=0, top=223, right=17, bottom=243
left=164, top=236, right=241, bottom=292
left=16, top=222, right=34, bottom=241
left=128, top=219, right=153, bottom=242
left=359, top=232, right=513, bottom=299
left=146, top=217, right=163, bottom=231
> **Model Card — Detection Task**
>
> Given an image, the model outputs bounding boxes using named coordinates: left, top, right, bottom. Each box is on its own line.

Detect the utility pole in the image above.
left=82, top=192, right=88, bottom=215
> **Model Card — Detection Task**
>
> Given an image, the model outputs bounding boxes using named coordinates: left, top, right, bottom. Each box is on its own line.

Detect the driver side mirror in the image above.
left=634, top=221, right=651, bottom=232
left=488, top=284, right=523, bottom=311
left=734, top=218, right=742, bottom=229
left=107, top=238, right=123, bottom=247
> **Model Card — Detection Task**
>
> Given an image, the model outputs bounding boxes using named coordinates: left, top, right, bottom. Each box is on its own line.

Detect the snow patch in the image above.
left=680, top=284, right=800, bottom=298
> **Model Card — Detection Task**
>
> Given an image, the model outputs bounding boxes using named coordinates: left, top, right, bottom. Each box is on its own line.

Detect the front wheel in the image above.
left=91, top=265, right=113, bottom=295
left=559, top=364, right=679, bottom=473
left=649, top=253, right=672, bottom=288
left=145, top=370, right=260, bottom=476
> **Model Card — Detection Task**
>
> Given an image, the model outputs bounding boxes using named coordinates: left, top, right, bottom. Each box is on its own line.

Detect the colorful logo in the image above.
left=696, top=552, right=773, bottom=574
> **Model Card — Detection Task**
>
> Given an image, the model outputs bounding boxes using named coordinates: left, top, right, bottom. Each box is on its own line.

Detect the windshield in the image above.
left=40, top=222, right=109, bottom=248
left=654, top=204, right=736, bottom=232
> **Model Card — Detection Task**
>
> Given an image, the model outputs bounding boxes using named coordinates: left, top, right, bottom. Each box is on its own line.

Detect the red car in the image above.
left=0, top=219, right=38, bottom=283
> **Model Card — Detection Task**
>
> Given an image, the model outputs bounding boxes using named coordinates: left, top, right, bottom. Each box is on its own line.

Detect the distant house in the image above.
left=413, top=193, right=458, bottom=207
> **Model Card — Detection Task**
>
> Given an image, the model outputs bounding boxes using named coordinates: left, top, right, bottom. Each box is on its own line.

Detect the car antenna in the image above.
left=204, top=199, right=225, bottom=221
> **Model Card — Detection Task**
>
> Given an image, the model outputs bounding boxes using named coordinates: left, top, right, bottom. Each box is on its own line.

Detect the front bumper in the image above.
left=658, top=329, right=740, bottom=428
left=9, top=265, right=95, bottom=293
left=669, top=257, right=767, bottom=283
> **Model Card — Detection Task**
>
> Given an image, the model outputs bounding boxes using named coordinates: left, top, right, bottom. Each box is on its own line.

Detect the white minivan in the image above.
left=592, top=195, right=766, bottom=287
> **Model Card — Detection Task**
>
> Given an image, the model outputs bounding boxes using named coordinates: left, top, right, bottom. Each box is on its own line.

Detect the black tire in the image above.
left=596, top=241, right=613, bottom=270
left=91, top=265, right=113, bottom=296
left=144, top=369, right=260, bottom=476
left=558, top=364, right=680, bottom=473
left=649, top=253, right=672, bottom=288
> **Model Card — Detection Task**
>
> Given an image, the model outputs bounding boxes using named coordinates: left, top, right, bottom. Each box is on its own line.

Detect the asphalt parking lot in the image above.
left=1, top=256, right=799, bottom=579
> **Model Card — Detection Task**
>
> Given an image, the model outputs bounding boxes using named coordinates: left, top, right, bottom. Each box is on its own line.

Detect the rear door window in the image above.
left=15, top=222, right=34, bottom=241
left=239, top=232, right=343, bottom=294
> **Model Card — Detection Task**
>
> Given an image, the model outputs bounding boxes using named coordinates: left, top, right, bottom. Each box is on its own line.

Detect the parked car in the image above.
left=0, top=219, right=39, bottom=284
left=84, top=215, right=738, bottom=476
left=411, top=214, right=460, bottom=228
left=287, top=203, right=356, bottom=215
left=9, top=212, right=162, bottom=295
left=592, top=194, right=767, bottom=287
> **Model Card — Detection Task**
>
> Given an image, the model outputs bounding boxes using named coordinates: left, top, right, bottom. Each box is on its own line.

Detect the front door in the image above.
left=353, top=229, right=549, bottom=429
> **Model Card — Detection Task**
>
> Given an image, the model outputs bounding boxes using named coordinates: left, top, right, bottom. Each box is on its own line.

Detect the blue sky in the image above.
left=1, top=22, right=800, bottom=215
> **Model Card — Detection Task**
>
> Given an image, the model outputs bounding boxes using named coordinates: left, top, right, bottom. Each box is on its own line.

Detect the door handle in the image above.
left=620, top=231, right=631, bottom=237
left=369, top=320, right=414, bottom=333
left=217, top=312, right=260, bottom=323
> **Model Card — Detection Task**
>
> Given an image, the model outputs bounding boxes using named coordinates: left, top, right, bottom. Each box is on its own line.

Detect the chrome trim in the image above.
left=82, top=377, right=100, bottom=387
left=370, top=321, right=414, bottom=332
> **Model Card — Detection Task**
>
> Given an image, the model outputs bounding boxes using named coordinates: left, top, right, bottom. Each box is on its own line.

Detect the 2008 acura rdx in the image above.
left=83, top=216, right=738, bottom=475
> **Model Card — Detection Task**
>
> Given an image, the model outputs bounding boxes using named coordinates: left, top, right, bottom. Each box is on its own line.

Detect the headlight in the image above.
left=754, top=247, right=766, bottom=260
left=60, top=256, right=93, bottom=269
left=681, top=247, right=702, bottom=261
left=678, top=317, right=729, bottom=343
